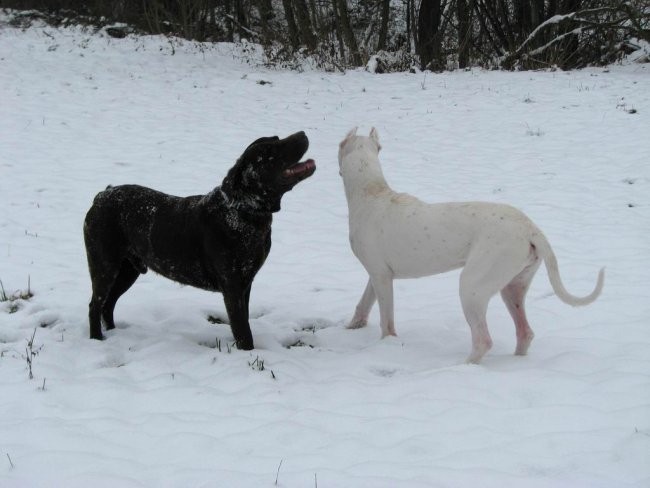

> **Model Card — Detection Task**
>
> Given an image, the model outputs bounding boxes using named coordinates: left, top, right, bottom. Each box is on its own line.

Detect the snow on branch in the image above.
left=503, top=3, right=650, bottom=69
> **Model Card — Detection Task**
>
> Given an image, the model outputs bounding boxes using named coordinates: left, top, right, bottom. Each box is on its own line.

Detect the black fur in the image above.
left=83, top=131, right=315, bottom=349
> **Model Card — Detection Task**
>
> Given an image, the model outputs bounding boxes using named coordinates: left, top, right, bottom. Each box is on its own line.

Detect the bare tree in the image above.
left=417, top=0, right=443, bottom=70
left=281, top=0, right=301, bottom=48
left=334, top=0, right=361, bottom=64
left=377, top=0, right=391, bottom=50
left=293, top=0, right=317, bottom=49
left=457, top=0, right=472, bottom=68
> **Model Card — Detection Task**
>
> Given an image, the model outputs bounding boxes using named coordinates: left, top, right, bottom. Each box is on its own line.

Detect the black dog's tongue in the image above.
left=283, top=159, right=316, bottom=178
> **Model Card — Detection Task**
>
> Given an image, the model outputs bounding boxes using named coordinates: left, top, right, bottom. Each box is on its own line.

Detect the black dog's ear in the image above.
left=245, top=136, right=280, bottom=151
left=221, top=163, right=243, bottom=197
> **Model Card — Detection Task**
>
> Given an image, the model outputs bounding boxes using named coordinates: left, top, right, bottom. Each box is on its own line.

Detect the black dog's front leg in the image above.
left=223, top=284, right=254, bottom=350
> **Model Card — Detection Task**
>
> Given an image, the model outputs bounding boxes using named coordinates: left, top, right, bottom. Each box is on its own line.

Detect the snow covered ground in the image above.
left=1, top=20, right=649, bottom=487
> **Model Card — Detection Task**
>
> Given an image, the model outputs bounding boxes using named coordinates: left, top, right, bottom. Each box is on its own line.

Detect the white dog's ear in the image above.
left=369, top=127, right=382, bottom=151
left=340, top=127, right=358, bottom=149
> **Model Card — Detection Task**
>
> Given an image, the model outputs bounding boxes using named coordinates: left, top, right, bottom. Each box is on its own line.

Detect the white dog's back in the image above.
left=350, top=197, right=541, bottom=278
left=339, top=129, right=542, bottom=278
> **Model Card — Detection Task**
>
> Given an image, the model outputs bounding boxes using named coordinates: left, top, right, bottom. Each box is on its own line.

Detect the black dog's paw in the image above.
left=236, top=339, right=254, bottom=351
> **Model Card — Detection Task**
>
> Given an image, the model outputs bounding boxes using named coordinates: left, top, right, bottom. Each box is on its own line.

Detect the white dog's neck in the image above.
left=340, top=139, right=390, bottom=205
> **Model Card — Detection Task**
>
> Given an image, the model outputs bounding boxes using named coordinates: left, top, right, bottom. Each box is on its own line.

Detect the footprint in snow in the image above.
left=33, top=311, right=60, bottom=329
left=295, top=318, right=337, bottom=333
left=369, top=366, right=398, bottom=378
left=97, top=352, right=127, bottom=369
left=283, top=337, right=316, bottom=349
left=206, top=314, right=228, bottom=325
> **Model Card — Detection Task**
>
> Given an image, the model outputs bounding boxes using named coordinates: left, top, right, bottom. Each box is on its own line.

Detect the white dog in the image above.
left=339, top=127, right=604, bottom=363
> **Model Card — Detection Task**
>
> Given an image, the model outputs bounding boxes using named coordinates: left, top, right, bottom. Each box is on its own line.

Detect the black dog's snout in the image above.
left=288, top=130, right=307, bottom=141
left=286, top=131, right=309, bottom=152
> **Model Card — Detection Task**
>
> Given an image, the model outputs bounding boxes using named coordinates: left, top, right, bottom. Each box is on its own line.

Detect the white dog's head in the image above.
left=338, top=127, right=382, bottom=177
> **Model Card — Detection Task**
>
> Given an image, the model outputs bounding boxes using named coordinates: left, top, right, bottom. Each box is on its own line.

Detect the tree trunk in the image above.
left=309, top=0, right=320, bottom=34
left=234, top=0, right=249, bottom=39
left=293, top=0, right=317, bottom=49
left=457, top=0, right=471, bottom=68
left=417, top=0, right=442, bottom=70
left=257, top=0, right=275, bottom=41
left=377, top=0, right=390, bottom=51
left=332, top=0, right=347, bottom=60
left=515, top=0, right=532, bottom=40
left=532, top=0, right=544, bottom=26
left=281, top=0, right=300, bottom=48
left=406, top=0, right=412, bottom=51
left=224, top=0, right=234, bottom=41
left=334, top=0, right=361, bottom=64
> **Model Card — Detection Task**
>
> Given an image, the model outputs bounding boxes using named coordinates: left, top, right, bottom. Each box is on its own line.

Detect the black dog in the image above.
left=84, top=131, right=315, bottom=349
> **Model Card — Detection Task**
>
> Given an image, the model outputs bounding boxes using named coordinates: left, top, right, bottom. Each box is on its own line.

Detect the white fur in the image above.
left=339, top=127, right=604, bottom=363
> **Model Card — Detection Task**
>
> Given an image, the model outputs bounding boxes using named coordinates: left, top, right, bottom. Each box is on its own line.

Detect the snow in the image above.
left=1, top=22, right=650, bottom=487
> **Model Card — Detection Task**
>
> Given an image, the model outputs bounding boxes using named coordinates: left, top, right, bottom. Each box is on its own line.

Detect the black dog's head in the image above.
left=221, top=131, right=316, bottom=213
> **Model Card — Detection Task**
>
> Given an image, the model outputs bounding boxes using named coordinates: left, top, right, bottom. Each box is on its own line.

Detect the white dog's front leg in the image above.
left=347, top=278, right=376, bottom=329
left=370, top=274, right=397, bottom=338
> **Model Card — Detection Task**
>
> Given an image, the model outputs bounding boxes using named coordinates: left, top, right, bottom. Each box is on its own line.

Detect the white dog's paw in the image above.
left=380, top=331, right=398, bottom=339
left=379, top=320, right=397, bottom=338
left=346, top=318, right=368, bottom=329
left=465, top=344, right=492, bottom=364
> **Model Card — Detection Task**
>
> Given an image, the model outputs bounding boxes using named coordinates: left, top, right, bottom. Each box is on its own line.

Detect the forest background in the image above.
left=3, top=0, right=649, bottom=72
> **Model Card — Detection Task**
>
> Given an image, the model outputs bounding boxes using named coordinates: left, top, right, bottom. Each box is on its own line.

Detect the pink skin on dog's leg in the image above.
left=501, top=282, right=535, bottom=356
left=513, top=314, right=534, bottom=356
left=500, top=258, right=540, bottom=356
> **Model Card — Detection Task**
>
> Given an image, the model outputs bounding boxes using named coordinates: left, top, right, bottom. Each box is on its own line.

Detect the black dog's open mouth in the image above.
left=283, top=159, right=316, bottom=181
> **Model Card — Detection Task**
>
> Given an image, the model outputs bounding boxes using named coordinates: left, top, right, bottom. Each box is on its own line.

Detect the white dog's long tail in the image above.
left=532, top=234, right=605, bottom=306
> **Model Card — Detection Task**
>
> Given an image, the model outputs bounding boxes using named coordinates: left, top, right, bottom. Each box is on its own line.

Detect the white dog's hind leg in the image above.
left=348, top=278, right=376, bottom=329
left=500, top=258, right=541, bottom=356
left=460, top=245, right=531, bottom=363
left=370, top=273, right=397, bottom=337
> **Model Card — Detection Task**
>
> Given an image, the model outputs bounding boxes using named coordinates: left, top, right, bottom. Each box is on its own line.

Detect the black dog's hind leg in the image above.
left=85, top=238, right=123, bottom=340
left=89, top=274, right=117, bottom=340
left=223, top=283, right=254, bottom=350
left=89, top=296, right=104, bottom=340
left=102, top=260, right=141, bottom=330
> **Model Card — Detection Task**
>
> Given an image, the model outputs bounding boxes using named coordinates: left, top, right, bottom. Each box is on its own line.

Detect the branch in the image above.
left=224, top=14, right=262, bottom=40
left=503, top=3, right=650, bottom=68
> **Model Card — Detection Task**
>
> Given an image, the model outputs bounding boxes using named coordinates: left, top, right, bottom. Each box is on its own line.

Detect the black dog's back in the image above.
left=85, top=184, right=221, bottom=290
